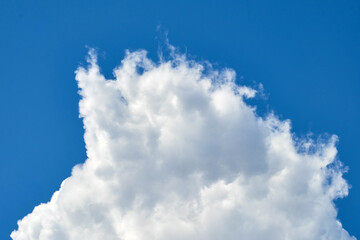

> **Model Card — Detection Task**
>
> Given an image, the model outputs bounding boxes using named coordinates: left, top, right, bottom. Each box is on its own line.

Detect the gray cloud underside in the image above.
left=11, top=49, right=355, bottom=240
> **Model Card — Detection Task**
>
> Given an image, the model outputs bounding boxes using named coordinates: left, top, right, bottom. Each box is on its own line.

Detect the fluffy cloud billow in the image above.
left=11, top=48, right=355, bottom=240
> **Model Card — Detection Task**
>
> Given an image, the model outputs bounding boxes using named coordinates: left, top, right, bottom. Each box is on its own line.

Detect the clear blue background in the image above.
left=1, top=0, right=359, bottom=239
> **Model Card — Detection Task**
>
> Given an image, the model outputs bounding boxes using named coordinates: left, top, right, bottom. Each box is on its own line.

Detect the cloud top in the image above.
left=11, top=49, right=355, bottom=240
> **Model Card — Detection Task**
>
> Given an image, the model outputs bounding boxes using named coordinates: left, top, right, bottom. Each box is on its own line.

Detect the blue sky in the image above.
left=1, top=0, right=359, bottom=239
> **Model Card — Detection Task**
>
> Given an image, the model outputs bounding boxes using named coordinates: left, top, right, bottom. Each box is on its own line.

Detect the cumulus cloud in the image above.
left=11, top=48, right=355, bottom=240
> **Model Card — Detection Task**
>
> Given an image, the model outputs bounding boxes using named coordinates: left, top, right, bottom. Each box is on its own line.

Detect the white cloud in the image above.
left=11, top=48, right=355, bottom=240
